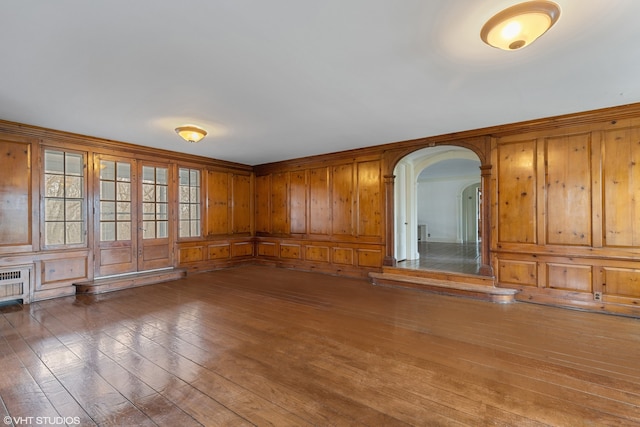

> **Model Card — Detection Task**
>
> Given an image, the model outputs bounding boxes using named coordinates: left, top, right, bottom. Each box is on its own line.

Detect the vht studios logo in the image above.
left=3, top=416, right=81, bottom=426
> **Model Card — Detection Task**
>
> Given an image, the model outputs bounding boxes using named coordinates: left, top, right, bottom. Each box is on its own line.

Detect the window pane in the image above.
left=100, top=181, right=114, bottom=201
left=179, top=168, right=189, bottom=186
left=117, top=222, right=131, bottom=240
left=143, top=222, right=155, bottom=239
left=117, top=182, right=131, bottom=201
left=179, top=221, right=190, bottom=237
left=157, top=185, right=167, bottom=203
left=100, top=201, right=115, bottom=221
left=190, top=170, right=199, bottom=185
left=100, top=160, right=115, bottom=180
left=45, top=151, right=65, bottom=174
left=157, top=203, right=168, bottom=220
left=190, top=220, right=200, bottom=237
left=142, top=184, right=155, bottom=202
left=65, top=222, right=84, bottom=244
left=190, top=207, right=200, bottom=220
left=45, top=199, right=64, bottom=221
left=142, top=203, right=155, bottom=220
left=179, top=186, right=190, bottom=203
left=142, top=166, right=155, bottom=183
left=179, top=204, right=190, bottom=220
left=65, top=176, right=83, bottom=198
left=116, top=202, right=131, bottom=220
left=190, top=187, right=199, bottom=203
left=117, top=162, right=131, bottom=181
left=156, top=168, right=168, bottom=185
left=45, top=175, right=64, bottom=197
left=65, top=200, right=83, bottom=221
left=100, top=222, right=115, bottom=241
left=65, top=153, right=83, bottom=176
left=157, top=221, right=168, bottom=238
left=45, top=222, right=65, bottom=245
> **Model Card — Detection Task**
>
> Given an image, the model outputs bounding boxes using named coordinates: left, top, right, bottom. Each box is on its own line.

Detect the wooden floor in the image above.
left=1, top=266, right=640, bottom=426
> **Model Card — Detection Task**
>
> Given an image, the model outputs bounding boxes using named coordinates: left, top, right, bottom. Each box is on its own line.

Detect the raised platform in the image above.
left=370, top=267, right=518, bottom=304
left=74, top=268, right=187, bottom=295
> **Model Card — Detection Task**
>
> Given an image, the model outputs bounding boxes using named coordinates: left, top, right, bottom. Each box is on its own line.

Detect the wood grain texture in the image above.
left=2, top=265, right=639, bottom=425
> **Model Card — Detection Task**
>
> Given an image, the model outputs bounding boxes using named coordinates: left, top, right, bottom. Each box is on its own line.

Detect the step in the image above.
left=383, top=266, right=496, bottom=286
left=369, top=272, right=518, bottom=304
left=74, top=269, right=187, bottom=295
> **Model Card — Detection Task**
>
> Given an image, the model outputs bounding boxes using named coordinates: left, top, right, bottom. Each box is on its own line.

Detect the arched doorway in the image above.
left=394, top=145, right=483, bottom=274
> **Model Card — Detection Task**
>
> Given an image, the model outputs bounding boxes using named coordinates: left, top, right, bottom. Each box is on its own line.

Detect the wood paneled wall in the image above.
left=0, top=123, right=253, bottom=302
left=253, top=155, right=384, bottom=277
left=492, top=117, right=640, bottom=315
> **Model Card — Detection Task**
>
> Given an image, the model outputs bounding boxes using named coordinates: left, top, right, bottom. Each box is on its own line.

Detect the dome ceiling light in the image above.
left=175, top=125, right=208, bottom=143
left=480, top=1, right=561, bottom=51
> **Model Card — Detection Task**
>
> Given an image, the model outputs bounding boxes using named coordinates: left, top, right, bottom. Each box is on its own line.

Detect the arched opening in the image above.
left=393, top=145, right=483, bottom=274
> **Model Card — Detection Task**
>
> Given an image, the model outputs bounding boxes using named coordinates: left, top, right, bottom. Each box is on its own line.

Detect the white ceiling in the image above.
left=1, top=1, right=639, bottom=166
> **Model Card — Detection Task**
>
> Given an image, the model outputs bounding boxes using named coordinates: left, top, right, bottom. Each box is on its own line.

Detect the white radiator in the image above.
left=0, top=266, right=31, bottom=304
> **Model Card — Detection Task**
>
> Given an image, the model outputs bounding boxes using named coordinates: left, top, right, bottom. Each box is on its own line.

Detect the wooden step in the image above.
left=369, top=272, right=518, bottom=304
left=74, top=268, right=187, bottom=295
left=383, top=266, right=496, bottom=286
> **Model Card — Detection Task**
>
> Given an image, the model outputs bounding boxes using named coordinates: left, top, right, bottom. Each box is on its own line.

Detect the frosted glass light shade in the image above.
left=481, top=1, right=560, bottom=51
left=175, top=125, right=208, bottom=143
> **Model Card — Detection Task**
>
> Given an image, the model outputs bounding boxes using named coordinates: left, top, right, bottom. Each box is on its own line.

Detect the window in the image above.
left=178, top=168, right=201, bottom=238
left=43, top=150, right=85, bottom=246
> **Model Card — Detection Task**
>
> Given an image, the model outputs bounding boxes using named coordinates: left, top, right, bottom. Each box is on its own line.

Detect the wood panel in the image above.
left=290, top=170, right=307, bottom=234
left=179, top=246, right=204, bottom=264
left=255, top=175, right=271, bottom=233
left=257, top=242, right=277, bottom=257
left=208, top=244, right=230, bottom=260
left=231, top=241, right=253, bottom=257
left=231, top=174, right=251, bottom=234
left=41, top=257, right=87, bottom=286
left=280, top=244, right=301, bottom=260
left=0, top=139, right=30, bottom=247
left=99, top=246, right=133, bottom=266
left=207, top=171, right=229, bottom=235
left=305, top=246, right=329, bottom=263
left=497, top=260, right=537, bottom=286
left=545, top=133, right=592, bottom=246
left=357, top=249, right=382, bottom=268
left=497, top=140, right=536, bottom=243
left=357, top=160, right=382, bottom=237
left=603, top=127, right=640, bottom=247
left=271, top=172, right=289, bottom=234
left=547, top=263, right=592, bottom=292
left=332, top=248, right=353, bottom=265
left=309, top=167, right=330, bottom=235
left=602, top=267, right=640, bottom=299
left=332, top=164, right=353, bottom=236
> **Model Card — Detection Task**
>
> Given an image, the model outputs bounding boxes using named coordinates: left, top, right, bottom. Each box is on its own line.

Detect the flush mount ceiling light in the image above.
left=481, top=1, right=561, bottom=51
left=175, top=125, right=208, bottom=143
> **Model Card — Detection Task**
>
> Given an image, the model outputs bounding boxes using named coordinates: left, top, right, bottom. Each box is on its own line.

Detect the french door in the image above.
left=94, top=155, right=173, bottom=277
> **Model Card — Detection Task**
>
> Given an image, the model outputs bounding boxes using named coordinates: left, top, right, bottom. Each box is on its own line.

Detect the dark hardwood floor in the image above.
left=1, top=265, right=639, bottom=426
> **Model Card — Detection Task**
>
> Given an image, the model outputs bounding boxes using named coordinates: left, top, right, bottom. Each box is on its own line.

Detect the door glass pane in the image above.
left=141, top=166, right=169, bottom=240
left=66, top=222, right=84, bottom=244
left=101, top=222, right=115, bottom=241
left=45, top=199, right=64, bottom=221
left=99, top=159, right=132, bottom=242
left=45, top=222, right=64, bottom=245
left=157, top=221, right=168, bottom=238
left=65, top=153, right=83, bottom=176
left=65, top=200, right=83, bottom=221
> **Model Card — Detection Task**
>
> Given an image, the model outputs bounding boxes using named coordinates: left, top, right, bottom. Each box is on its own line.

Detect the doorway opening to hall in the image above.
left=394, top=146, right=482, bottom=275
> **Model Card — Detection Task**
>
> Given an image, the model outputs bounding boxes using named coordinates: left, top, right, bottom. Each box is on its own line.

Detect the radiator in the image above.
left=0, top=266, right=31, bottom=304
